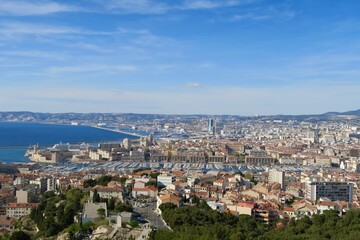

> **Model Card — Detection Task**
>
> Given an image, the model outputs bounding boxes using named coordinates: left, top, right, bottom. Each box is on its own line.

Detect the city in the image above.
left=1, top=0, right=360, bottom=239
left=0, top=112, right=360, bottom=239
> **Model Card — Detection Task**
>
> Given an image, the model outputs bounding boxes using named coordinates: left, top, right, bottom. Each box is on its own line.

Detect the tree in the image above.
left=159, top=203, right=177, bottom=213
left=150, top=172, right=161, bottom=179
left=83, top=179, right=96, bottom=188
left=108, top=198, right=116, bottom=211
left=146, top=180, right=157, bottom=187
left=9, top=231, right=31, bottom=240
left=42, top=191, right=56, bottom=199
left=190, top=195, right=200, bottom=205
left=29, top=187, right=86, bottom=239
left=56, top=204, right=65, bottom=226
left=129, top=220, right=139, bottom=228
left=119, top=177, right=127, bottom=185
left=154, top=202, right=267, bottom=240
left=244, top=172, right=253, bottom=180
left=97, top=208, right=106, bottom=219
left=115, top=202, right=133, bottom=213
left=93, top=189, right=100, bottom=203
left=96, top=175, right=113, bottom=186
left=61, top=205, right=75, bottom=227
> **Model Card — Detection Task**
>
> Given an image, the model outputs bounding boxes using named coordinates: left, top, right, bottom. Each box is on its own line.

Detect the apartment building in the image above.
left=306, top=182, right=353, bottom=202
left=5, top=203, right=37, bottom=218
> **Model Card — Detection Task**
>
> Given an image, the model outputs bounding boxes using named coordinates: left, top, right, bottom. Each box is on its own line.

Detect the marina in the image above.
left=32, top=160, right=320, bottom=176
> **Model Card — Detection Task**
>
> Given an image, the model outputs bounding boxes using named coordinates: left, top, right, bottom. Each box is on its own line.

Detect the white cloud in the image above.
left=182, top=0, right=244, bottom=10
left=221, top=5, right=296, bottom=22
left=0, top=50, right=69, bottom=60
left=47, top=64, right=138, bottom=74
left=0, top=22, right=118, bottom=39
left=185, top=83, right=201, bottom=88
left=0, top=22, right=79, bottom=36
left=0, top=0, right=77, bottom=16
left=98, top=0, right=168, bottom=14
left=94, top=0, right=252, bottom=14
left=118, top=27, right=150, bottom=35
left=0, top=0, right=253, bottom=17
left=231, top=13, right=270, bottom=21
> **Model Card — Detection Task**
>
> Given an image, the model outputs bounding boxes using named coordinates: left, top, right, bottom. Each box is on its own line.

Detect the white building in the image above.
left=268, top=169, right=285, bottom=190
left=30, top=177, right=48, bottom=193
left=207, top=201, right=226, bottom=212
left=5, top=203, right=37, bottom=218
left=157, top=173, right=175, bottom=187
left=123, top=138, right=131, bottom=150
left=90, top=186, right=123, bottom=201
left=47, top=178, right=57, bottom=192
left=307, top=182, right=353, bottom=202
left=16, top=190, right=28, bottom=204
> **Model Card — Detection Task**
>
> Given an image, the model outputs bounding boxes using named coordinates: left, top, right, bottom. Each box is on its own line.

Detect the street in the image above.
left=134, top=202, right=168, bottom=229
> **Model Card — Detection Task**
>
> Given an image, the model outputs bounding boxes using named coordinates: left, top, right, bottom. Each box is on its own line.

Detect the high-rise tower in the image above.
left=208, top=118, right=215, bottom=135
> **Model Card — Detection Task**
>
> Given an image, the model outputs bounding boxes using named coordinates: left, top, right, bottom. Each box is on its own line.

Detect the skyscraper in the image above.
left=208, top=118, right=215, bottom=135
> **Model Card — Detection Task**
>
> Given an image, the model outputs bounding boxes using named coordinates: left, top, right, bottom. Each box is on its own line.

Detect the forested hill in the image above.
left=152, top=202, right=360, bottom=240
left=260, top=209, right=360, bottom=240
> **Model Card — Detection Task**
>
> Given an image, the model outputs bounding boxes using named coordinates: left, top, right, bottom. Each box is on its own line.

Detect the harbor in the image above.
left=33, top=160, right=315, bottom=176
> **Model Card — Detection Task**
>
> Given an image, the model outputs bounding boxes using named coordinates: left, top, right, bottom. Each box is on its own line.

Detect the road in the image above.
left=134, top=202, right=168, bottom=230
left=136, top=225, right=152, bottom=240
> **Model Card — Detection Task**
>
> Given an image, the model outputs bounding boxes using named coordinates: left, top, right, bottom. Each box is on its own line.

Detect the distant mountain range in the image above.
left=0, top=109, right=359, bottom=123
left=260, top=109, right=360, bottom=121
left=323, top=109, right=360, bottom=116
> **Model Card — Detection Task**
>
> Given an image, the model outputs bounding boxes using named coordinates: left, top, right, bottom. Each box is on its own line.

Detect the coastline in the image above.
left=0, top=122, right=144, bottom=163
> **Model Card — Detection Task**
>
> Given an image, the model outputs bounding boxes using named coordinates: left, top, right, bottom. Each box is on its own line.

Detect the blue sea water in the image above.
left=0, top=122, right=137, bottom=163
left=0, top=148, right=28, bottom=163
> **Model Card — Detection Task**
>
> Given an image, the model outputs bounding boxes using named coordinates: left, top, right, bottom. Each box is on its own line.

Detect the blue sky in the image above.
left=1, top=0, right=360, bottom=115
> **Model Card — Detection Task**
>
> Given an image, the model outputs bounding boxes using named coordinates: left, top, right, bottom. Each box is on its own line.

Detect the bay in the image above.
left=0, top=122, right=137, bottom=163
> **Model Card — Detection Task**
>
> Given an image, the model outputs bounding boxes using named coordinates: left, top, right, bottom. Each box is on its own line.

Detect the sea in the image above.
left=0, top=122, right=138, bottom=163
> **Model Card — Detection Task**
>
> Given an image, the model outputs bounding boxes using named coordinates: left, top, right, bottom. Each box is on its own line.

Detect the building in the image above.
left=268, top=169, right=285, bottom=190
left=207, top=201, right=226, bottom=212
left=245, top=156, right=276, bottom=165
left=13, top=177, right=26, bottom=186
left=47, top=178, right=57, bottom=192
left=156, top=194, right=182, bottom=213
left=16, top=185, right=39, bottom=204
left=157, top=173, right=175, bottom=187
left=208, top=118, right=215, bottom=135
left=5, top=203, right=37, bottom=218
left=0, top=215, right=15, bottom=233
left=16, top=190, right=29, bottom=204
left=236, top=202, right=255, bottom=216
left=90, top=186, right=123, bottom=201
left=123, top=138, right=132, bottom=150
left=306, top=182, right=353, bottom=202
left=140, top=137, right=151, bottom=147
left=132, top=186, right=158, bottom=198
left=30, top=177, right=48, bottom=194
left=253, top=207, right=278, bottom=226
left=306, top=129, right=319, bottom=143
left=116, top=212, right=134, bottom=227
left=82, top=201, right=107, bottom=223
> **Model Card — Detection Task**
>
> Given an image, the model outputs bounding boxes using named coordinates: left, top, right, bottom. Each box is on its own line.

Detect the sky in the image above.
left=1, top=0, right=360, bottom=115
